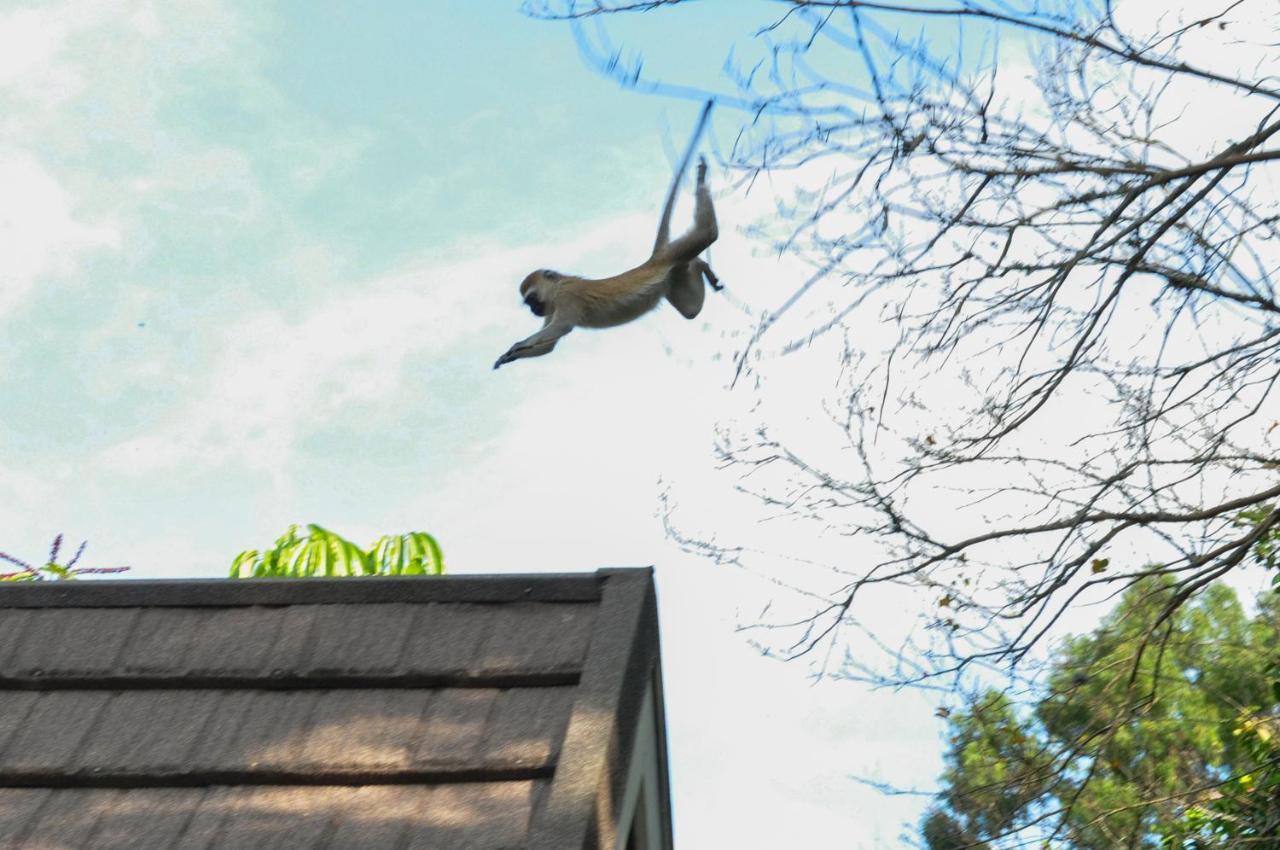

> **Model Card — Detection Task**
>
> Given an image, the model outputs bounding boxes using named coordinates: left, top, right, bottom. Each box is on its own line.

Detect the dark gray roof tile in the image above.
left=261, top=605, right=323, bottom=676
left=0, top=783, right=543, bottom=850
left=399, top=781, right=538, bottom=849
left=320, top=786, right=417, bottom=848
left=202, top=786, right=337, bottom=850
left=184, top=691, right=257, bottom=771
left=71, top=690, right=216, bottom=772
left=116, top=608, right=203, bottom=674
left=0, top=610, right=33, bottom=669
left=1, top=601, right=594, bottom=683
left=483, top=686, right=579, bottom=768
left=85, top=788, right=203, bottom=850
left=412, top=687, right=498, bottom=766
left=197, top=690, right=323, bottom=771
left=474, top=603, right=598, bottom=674
left=0, top=688, right=573, bottom=777
left=0, top=692, right=39, bottom=756
left=13, top=786, right=109, bottom=848
left=0, top=788, right=49, bottom=846
left=0, top=570, right=668, bottom=850
left=395, top=603, right=495, bottom=675
left=172, top=787, right=234, bottom=850
left=297, top=689, right=431, bottom=770
left=300, top=604, right=419, bottom=676
left=181, top=608, right=300, bottom=676
left=8, top=608, right=138, bottom=676
left=0, top=692, right=110, bottom=771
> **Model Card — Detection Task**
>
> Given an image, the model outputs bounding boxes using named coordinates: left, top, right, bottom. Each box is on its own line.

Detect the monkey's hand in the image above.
left=696, top=155, right=708, bottom=185
left=493, top=340, right=541, bottom=370
left=493, top=347, right=520, bottom=370
left=494, top=322, right=567, bottom=369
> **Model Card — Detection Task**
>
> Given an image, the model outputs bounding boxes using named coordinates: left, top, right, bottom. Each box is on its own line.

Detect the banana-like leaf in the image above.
left=369, top=531, right=445, bottom=576
left=230, top=550, right=260, bottom=579
left=229, top=525, right=443, bottom=578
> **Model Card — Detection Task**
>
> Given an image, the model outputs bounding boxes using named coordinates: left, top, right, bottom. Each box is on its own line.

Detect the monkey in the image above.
left=493, top=100, right=721, bottom=370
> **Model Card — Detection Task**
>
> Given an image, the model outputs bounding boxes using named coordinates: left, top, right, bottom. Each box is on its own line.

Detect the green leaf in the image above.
left=229, top=549, right=260, bottom=578
left=231, top=525, right=444, bottom=579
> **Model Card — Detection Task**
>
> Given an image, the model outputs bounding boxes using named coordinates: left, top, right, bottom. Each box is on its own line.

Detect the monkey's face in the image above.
left=524, top=292, right=547, bottom=317
left=519, top=270, right=561, bottom=318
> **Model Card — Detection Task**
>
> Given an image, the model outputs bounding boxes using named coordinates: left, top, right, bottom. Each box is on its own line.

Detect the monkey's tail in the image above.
left=653, top=99, right=714, bottom=254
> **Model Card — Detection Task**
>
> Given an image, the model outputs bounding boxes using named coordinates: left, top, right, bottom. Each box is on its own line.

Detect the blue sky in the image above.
left=0, top=2, right=951, bottom=845
left=11, top=1, right=1275, bottom=846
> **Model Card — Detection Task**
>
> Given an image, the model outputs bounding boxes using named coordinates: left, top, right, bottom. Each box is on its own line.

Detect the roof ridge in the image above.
left=0, top=572, right=619, bottom=607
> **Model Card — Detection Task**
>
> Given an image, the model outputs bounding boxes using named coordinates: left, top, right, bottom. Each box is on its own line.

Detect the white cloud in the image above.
left=0, top=462, right=60, bottom=568
left=0, top=1, right=101, bottom=103
left=0, top=0, right=238, bottom=321
left=0, top=149, right=119, bottom=317
left=95, top=212, right=681, bottom=479
left=0, top=6, right=949, bottom=844
left=0, top=7, right=65, bottom=82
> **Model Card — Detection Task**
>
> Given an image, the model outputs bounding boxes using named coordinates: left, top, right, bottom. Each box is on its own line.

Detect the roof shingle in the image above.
left=0, top=569, right=668, bottom=849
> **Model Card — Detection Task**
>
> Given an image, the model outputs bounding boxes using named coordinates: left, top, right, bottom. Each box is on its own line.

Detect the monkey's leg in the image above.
left=493, top=320, right=572, bottom=369
left=659, top=157, right=718, bottom=264
left=665, top=263, right=706, bottom=320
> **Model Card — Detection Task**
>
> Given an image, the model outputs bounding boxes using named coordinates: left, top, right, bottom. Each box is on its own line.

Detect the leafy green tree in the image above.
left=921, top=808, right=990, bottom=850
left=1162, top=542, right=1280, bottom=849
left=230, top=524, right=444, bottom=578
left=923, top=578, right=1279, bottom=849
left=1164, top=710, right=1280, bottom=849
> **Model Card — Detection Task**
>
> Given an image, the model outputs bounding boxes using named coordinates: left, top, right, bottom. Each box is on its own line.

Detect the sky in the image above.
left=0, top=1, right=939, bottom=846
left=4, top=1, right=1275, bottom=847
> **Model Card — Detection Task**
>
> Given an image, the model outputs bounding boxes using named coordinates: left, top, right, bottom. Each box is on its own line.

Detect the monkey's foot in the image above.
left=703, top=264, right=723, bottom=291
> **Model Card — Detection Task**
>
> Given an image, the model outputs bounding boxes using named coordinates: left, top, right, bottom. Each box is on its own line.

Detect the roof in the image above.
left=0, top=568, right=671, bottom=849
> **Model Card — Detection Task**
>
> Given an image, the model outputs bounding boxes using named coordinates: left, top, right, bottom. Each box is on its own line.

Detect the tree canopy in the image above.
left=924, top=576, right=1279, bottom=848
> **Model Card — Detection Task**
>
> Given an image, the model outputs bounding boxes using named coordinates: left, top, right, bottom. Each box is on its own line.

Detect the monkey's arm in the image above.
left=493, top=317, right=573, bottom=369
